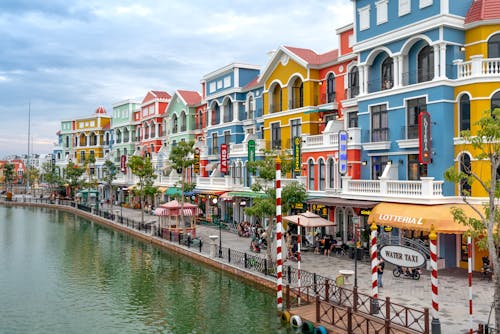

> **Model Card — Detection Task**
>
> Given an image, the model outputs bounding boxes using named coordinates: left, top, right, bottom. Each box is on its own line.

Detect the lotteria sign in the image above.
left=377, top=213, right=423, bottom=226
left=418, top=111, right=432, bottom=164
left=380, top=245, right=426, bottom=268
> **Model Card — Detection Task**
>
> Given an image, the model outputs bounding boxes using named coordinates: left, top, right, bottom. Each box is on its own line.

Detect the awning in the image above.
left=154, top=207, right=169, bottom=216
left=157, top=187, right=168, bottom=193
left=227, top=191, right=268, bottom=199
left=193, top=189, right=226, bottom=196
left=283, top=211, right=335, bottom=228
left=165, top=187, right=182, bottom=196
left=368, top=203, right=483, bottom=234
left=307, top=197, right=379, bottom=208
left=205, top=162, right=218, bottom=171
left=219, top=192, right=233, bottom=201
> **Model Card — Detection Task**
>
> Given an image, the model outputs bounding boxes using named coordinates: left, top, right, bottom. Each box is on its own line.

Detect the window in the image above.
left=124, top=129, right=129, bottom=142
left=150, top=123, right=156, bottom=137
left=418, top=45, right=434, bottom=83
left=488, top=33, right=500, bottom=58
left=290, top=78, right=303, bottom=109
left=460, top=154, right=472, bottom=196
left=224, top=131, right=230, bottom=147
left=209, top=82, right=216, bottom=93
left=248, top=96, right=254, bottom=120
left=371, top=104, right=388, bottom=142
left=224, top=76, right=231, bottom=88
left=371, top=156, right=388, bottom=180
left=399, top=0, right=411, bottom=16
left=181, top=112, right=187, bottom=132
left=65, top=136, right=69, bottom=148
left=172, top=115, right=178, bottom=133
left=348, top=67, right=359, bottom=98
left=348, top=111, right=358, bottom=128
left=197, top=110, right=203, bottom=129
left=419, top=0, right=432, bottom=8
left=408, top=154, right=428, bottom=180
left=271, top=85, right=282, bottom=113
left=271, top=123, right=281, bottom=150
left=326, top=73, right=336, bottom=103
left=359, top=5, right=370, bottom=31
left=459, top=95, right=470, bottom=133
left=80, top=151, right=86, bottom=162
left=224, top=100, right=233, bottom=123
left=328, top=158, right=336, bottom=189
left=291, top=119, right=301, bottom=148
left=491, top=91, right=500, bottom=114
left=319, top=159, right=325, bottom=191
left=308, top=160, right=315, bottom=190
left=212, top=133, right=218, bottom=155
left=381, top=57, right=394, bottom=90
left=407, top=97, right=427, bottom=139
left=376, top=0, right=388, bottom=25
left=212, top=104, right=220, bottom=125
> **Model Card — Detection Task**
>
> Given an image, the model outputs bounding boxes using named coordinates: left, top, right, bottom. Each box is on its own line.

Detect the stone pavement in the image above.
left=111, top=206, right=496, bottom=334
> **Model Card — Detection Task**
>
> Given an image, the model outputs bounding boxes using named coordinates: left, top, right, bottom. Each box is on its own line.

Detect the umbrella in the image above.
left=282, top=211, right=335, bottom=228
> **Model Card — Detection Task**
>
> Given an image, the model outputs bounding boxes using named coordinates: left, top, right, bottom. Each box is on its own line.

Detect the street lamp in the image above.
left=353, top=216, right=360, bottom=289
left=212, top=197, right=221, bottom=257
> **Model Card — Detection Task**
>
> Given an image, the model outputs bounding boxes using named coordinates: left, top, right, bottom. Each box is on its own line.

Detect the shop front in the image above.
left=368, top=202, right=488, bottom=271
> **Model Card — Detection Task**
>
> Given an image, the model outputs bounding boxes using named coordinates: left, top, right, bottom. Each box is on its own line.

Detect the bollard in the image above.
left=244, top=253, right=248, bottom=268
left=208, top=235, right=218, bottom=258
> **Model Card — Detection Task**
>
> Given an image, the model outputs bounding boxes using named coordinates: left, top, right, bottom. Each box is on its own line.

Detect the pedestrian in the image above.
left=377, top=256, right=385, bottom=288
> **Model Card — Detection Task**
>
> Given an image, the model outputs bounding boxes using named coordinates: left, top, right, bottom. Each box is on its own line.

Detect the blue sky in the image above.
left=0, top=0, right=352, bottom=158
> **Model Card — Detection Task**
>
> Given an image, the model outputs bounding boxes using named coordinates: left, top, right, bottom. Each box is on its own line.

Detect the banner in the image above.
left=338, top=130, right=348, bottom=175
left=220, top=144, right=228, bottom=173
left=248, top=140, right=255, bottom=162
left=120, top=154, right=127, bottom=174
left=293, top=137, right=301, bottom=172
left=193, top=148, right=200, bottom=174
left=418, top=111, right=432, bottom=164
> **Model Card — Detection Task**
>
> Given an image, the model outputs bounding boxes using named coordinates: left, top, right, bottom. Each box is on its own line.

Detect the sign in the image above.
left=377, top=213, right=423, bottom=226
left=193, top=148, right=200, bottom=174
left=360, top=209, right=371, bottom=216
left=248, top=140, right=255, bottom=162
left=220, top=144, right=228, bottom=173
left=120, top=154, right=127, bottom=174
left=418, top=111, right=432, bottom=164
left=293, top=137, right=301, bottom=172
left=379, top=245, right=426, bottom=268
left=384, top=226, right=393, bottom=232
left=338, top=130, right=348, bottom=175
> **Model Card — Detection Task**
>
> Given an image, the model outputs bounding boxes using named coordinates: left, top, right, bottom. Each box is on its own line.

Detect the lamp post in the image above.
left=212, top=197, right=221, bottom=257
left=353, top=216, right=360, bottom=289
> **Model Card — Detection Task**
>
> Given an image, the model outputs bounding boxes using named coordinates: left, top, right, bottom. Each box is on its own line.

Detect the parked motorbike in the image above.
left=393, top=266, right=422, bottom=280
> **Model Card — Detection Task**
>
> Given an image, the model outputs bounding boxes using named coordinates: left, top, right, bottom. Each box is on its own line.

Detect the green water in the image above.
left=0, top=206, right=290, bottom=334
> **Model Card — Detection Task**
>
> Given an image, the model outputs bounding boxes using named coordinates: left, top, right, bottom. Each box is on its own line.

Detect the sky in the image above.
left=0, top=0, right=353, bottom=158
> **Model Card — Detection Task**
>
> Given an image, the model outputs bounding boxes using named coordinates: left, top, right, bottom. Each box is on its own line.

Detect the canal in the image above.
left=0, top=206, right=290, bottom=334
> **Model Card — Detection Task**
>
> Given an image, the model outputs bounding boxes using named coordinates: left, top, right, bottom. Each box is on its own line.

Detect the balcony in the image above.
left=340, top=176, right=445, bottom=204
left=455, top=56, right=500, bottom=79
left=302, top=128, right=361, bottom=151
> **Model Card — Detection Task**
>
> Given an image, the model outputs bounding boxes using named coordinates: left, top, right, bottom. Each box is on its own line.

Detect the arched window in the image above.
left=172, top=115, right=178, bottom=133
left=224, top=100, right=233, bottom=123
left=180, top=111, right=187, bottom=132
left=418, top=45, right=434, bottom=83
left=248, top=96, right=254, bottom=120
left=460, top=153, right=472, bottom=196
left=123, top=128, right=129, bottom=142
left=319, top=159, right=325, bottom=191
left=328, top=158, right=335, bottom=189
left=491, top=91, right=500, bottom=113
left=326, top=73, right=336, bottom=103
left=271, top=85, right=282, bottom=113
left=290, top=78, right=303, bottom=109
left=348, top=66, right=359, bottom=98
left=197, top=110, right=203, bottom=129
left=459, top=95, right=470, bottom=133
left=381, top=57, right=393, bottom=89
left=308, top=160, right=314, bottom=190
left=212, top=104, right=220, bottom=125
left=488, top=33, right=500, bottom=58
left=150, top=122, right=156, bottom=137
left=65, top=136, right=69, bottom=148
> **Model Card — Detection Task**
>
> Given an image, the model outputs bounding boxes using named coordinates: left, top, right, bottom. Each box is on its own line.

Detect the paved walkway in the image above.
left=81, top=205, right=500, bottom=333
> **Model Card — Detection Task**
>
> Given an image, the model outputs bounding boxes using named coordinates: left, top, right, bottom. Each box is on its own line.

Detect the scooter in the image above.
left=393, top=266, right=422, bottom=280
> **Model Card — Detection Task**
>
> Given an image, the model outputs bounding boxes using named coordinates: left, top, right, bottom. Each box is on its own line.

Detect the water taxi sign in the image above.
left=379, top=245, right=426, bottom=268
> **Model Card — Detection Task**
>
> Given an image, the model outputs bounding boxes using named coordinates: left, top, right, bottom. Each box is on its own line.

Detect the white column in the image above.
left=155, top=123, right=159, bottom=138
left=440, top=43, right=447, bottom=78
left=233, top=101, right=239, bottom=121
left=394, top=56, right=400, bottom=88
left=433, top=45, right=440, bottom=80
left=359, top=64, right=366, bottom=95
left=398, top=55, right=404, bottom=86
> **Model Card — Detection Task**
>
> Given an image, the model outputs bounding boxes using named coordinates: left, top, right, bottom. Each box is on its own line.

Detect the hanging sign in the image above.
left=418, top=111, right=432, bottom=164
left=379, top=245, right=426, bottom=268
left=193, top=148, right=200, bottom=174
left=120, top=154, right=127, bottom=174
left=338, top=130, right=348, bottom=175
left=220, top=144, right=228, bottom=173
left=293, top=137, right=301, bottom=172
left=248, top=140, right=255, bottom=162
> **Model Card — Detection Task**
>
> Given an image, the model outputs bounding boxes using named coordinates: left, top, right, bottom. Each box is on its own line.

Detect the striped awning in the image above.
left=193, top=189, right=226, bottom=196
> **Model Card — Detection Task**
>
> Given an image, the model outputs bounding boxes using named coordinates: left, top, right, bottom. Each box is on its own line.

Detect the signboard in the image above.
left=384, top=226, right=393, bottom=232
left=418, top=111, right=432, bottom=164
left=379, top=245, right=426, bottom=268
left=193, top=148, right=200, bottom=174
left=120, top=154, right=127, bottom=174
left=248, top=140, right=255, bottom=162
left=293, top=137, right=301, bottom=172
left=220, top=144, right=228, bottom=173
left=338, top=130, right=348, bottom=175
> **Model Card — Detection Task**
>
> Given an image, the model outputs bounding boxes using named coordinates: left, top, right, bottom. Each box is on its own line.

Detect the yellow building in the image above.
left=72, top=106, right=112, bottom=164
left=454, top=0, right=500, bottom=198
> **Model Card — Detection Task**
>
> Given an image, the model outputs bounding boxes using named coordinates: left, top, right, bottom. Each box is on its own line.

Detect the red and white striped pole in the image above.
left=275, top=157, right=283, bottom=311
left=297, top=217, right=301, bottom=306
left=468, top=235, right=473, bottom=334
left=370, top=222, right=378, bottom=299
left=429, top=225, right=441, bottom=333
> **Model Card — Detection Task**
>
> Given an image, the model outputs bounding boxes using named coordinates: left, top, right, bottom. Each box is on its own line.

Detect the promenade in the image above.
left=116, top=205, right=495, bottom=334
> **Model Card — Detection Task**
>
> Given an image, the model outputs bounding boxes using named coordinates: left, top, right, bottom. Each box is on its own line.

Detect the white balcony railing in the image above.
left=455, top=56, right=500, bottom=79
left=302, top=128, right=361, bottom=150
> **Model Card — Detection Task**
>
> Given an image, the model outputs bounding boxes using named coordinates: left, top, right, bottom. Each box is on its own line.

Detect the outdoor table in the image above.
left=339, top=269, right=355, bottom=284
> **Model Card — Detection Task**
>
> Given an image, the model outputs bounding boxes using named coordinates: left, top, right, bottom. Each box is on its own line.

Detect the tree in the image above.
left=444, top=108, right=499, bottom=328
left=244, top=150, right=306, bottom=261
left=63, top=161, right=85, bottom=198
left=23, top=166, right=39, bottom=190
left=169, top=140, right=196, bottom=232
left=3, top=162, right=15, bottom=192
left=41, top=161, right=62, bottom=196
left=127, top=155, right=157, bottom=225
left=103, top=160, right=117, bottom=210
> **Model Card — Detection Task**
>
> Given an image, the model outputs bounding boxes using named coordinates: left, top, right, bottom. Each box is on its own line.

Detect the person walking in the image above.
left=377, top=256, right=385, bottom=288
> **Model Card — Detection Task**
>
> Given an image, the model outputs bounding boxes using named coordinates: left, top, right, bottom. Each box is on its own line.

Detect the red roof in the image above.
left=465, top=0, right=500, bottom=24
left=142, top=90, right=171, bottom=104
left=95, top=106, right=106, bottom=114
left=283, top=46, right=339, bottom=65
left=243, top=75, right=260, bottom=90
left=177, top=90, right=202, bottom=106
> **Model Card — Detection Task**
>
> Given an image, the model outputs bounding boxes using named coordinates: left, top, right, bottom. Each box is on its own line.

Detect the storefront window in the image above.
left=460, top=235, right=468, bottom=262
left=335, top=208, right=344, bottom=240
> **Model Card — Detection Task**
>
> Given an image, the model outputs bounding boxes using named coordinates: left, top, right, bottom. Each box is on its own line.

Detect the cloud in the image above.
left=0, top=0, right=353, bottom=157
